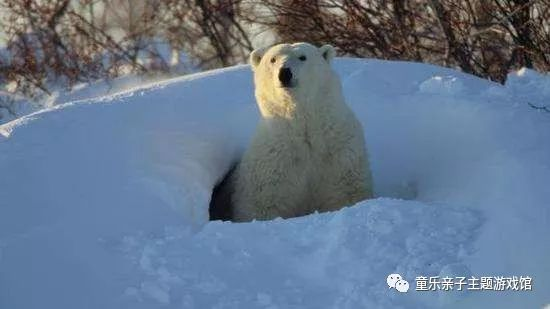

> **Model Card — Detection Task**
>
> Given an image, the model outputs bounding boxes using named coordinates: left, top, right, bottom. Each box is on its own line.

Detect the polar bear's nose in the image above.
left=278, top=67, right=293, bottom=87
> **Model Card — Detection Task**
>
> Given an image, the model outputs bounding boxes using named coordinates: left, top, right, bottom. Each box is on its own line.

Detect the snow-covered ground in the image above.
left=0, top=72, right=189, bottom=126
left=0, top=59, right=549, bottom=308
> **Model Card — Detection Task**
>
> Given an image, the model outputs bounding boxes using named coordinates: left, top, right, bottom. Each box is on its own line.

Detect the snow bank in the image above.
left=1, top=59, right=549, bottom=308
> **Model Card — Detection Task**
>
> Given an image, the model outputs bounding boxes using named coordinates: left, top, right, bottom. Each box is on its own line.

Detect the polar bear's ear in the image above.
left=320, top=44, right=335, bottom=62
left=249, top=47, right=267, bottom=70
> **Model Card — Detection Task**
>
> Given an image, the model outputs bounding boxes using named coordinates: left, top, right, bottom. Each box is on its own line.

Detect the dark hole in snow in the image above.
left=209, top=161, right=238, bottom=221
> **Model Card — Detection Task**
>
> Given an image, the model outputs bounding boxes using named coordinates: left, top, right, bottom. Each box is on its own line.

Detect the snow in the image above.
left=1, top=58, right=549, bottom=308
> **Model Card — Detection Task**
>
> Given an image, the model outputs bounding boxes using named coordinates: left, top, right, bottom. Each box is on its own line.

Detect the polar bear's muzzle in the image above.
left=278, top=67, right=295, bottom=88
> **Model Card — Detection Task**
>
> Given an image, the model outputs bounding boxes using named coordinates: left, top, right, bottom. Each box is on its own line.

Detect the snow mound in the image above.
left=117, top=199, right=480, bottom=308
left=1, top=59, right=549, bottom=308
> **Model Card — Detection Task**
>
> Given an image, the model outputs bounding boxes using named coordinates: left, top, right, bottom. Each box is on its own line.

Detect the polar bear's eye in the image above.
left=299, top=55, right=307, bottom=61
left=270, top=57, right=276, bottom=64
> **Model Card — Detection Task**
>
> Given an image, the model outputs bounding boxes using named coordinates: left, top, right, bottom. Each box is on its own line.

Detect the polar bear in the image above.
left=216, top=42, right=373, bottom=222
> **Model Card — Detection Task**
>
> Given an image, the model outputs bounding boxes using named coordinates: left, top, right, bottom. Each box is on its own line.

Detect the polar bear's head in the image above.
left=249, top=42, right=337, bottom=117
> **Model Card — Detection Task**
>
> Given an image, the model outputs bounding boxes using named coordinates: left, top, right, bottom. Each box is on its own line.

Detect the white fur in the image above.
left=232, top=42, right=373, bottom=221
